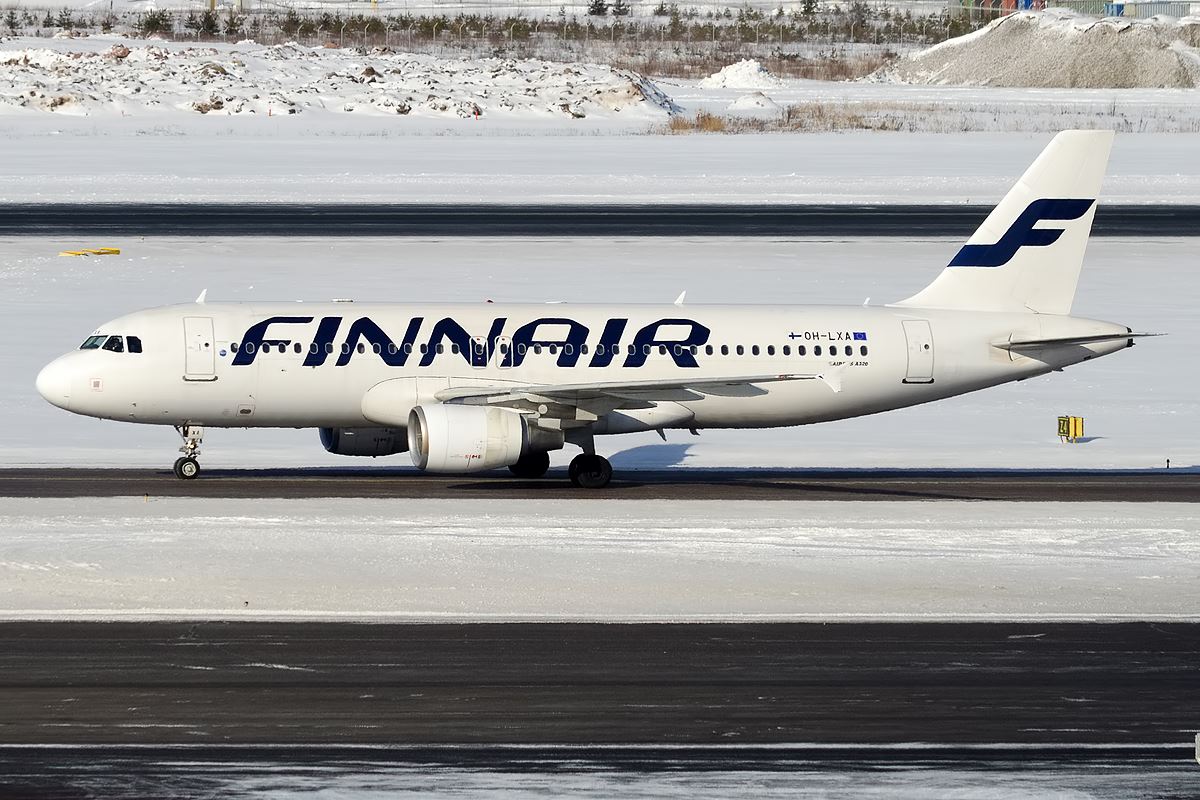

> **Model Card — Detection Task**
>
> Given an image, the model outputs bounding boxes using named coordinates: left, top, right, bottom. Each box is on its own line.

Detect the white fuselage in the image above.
left=36, top=301, right=1131, bottom=435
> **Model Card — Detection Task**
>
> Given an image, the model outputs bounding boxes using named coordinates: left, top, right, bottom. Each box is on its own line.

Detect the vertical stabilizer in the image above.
left=893, top=130, right=1114, bottom=315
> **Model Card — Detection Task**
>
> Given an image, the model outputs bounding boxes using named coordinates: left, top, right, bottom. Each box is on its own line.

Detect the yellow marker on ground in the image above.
left=59, top=247, right=121, bottom=257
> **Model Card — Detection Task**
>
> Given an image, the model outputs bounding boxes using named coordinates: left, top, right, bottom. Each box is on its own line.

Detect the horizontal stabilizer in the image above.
left=996, top=332, right=1159, bottom=351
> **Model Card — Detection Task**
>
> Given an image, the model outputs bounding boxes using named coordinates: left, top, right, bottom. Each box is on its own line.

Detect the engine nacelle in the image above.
left=408, top=404, right=539, bottom=473
left=319, top=427, right=407, bottom=457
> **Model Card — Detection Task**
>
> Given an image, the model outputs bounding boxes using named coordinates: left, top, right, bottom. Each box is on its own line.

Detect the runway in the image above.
left=0, top=622, right=1195, bottom=747
left=2, top=468, right=1197, bottom=501
left=1, top=203, right=1196, bottom=237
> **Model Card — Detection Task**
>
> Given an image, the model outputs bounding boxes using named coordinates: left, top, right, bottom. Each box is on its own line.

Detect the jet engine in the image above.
left=408, top=404, right=562, bottom=473
left=319, top=427, right=407, bottom=457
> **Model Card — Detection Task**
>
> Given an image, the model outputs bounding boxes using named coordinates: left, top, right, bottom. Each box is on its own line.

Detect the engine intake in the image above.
left=319, top=427, right=407, bottom=457
left=409, top=404, right=561, bottom=473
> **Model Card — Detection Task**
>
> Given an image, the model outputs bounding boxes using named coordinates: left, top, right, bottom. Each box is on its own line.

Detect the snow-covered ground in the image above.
left=2, top=128, right=1199, bottom=204
left=1, top=497, right=1196, bottom=620
left=2, top=236, right=1193, bottom=471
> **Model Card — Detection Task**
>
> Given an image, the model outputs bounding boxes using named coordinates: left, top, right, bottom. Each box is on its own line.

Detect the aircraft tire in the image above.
left=569, top=454, right=612, bottom=489
left=174, top=457, right=200, bottom=480
left=509, top=450, right=551, bottom=479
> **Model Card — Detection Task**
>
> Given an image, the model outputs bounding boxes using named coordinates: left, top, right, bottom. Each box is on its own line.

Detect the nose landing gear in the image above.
left=173, top=425, right=204, bottom=480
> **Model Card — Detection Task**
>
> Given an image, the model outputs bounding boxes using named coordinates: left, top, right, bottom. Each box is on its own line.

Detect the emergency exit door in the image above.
left=183, top=316, right=216, bottom=381
left=901, top=319, right=934, bottom=384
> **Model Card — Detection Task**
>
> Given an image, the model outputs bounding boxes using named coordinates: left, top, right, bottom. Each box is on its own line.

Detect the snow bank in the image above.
left=0, top=36, right=677, bottom=119
left=876, top=10, right=1200, bottom=88
left=699, top=58, right=784, bottom=89
left=726, top=91, right=782, bottom=115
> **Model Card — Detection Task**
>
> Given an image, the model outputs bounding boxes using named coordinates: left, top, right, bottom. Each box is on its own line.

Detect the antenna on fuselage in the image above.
left=195, top=289, right=208, bottom=304
left=674, top=291, right=686, bottom=306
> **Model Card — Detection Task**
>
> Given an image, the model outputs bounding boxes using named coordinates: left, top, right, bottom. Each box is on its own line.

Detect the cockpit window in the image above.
left=127, top=336, right=143, bottom=354
left=101, top=336, right=124, bottom=353
left=80, top=335, right=106, bottom=350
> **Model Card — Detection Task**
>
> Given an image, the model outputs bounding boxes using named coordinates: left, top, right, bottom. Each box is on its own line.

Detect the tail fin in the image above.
left=893, top=130, right=1114, bottom=315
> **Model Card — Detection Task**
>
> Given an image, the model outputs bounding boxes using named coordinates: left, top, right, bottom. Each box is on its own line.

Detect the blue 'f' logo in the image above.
left=949, top=198, right=1095, bottom=268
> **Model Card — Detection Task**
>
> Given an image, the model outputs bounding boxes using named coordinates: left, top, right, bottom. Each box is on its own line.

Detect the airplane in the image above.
left=36, top=129, right=1145, bottom=488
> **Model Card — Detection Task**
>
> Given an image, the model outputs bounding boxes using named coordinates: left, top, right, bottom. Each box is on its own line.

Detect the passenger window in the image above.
left=690, top=345, right=698, bottom=355
left=79, top=335, right=106, bottom=350
left=420, top=344, right=428, bottom=354
left=372, top=343, right=381, bottom=354
left=736, top=345, right=744, bottom=356
left=127, top=336, right=143, bottom=354
left=436, top=344, right=444, bottom=354
left=326, top=343, right=334, bottom=354
left=659, top=345, right=667, bottom=355
left=564, top=344, right=573, bottom=355
left=451, top=344, right=459, bottom=355
left=579, top=344, right=587, bottom=355
left=815, top=345, right=822, bottom=356
left=627, top=344, right=636, bottom=355
left=643, top=344, right=652, bottom=355
left=705, top=345, right=713, bottom=356
left=102, top=336, right=124, bottom=353
left=245, top=343, right=256, bottom=354
left=798, top=345, right=806, bottom=356
left=500, top=343, right=509, bottom=354
left=293, top=343, right=302, bottom=354
left=387, top=343, right=397, bottom=354
left=534, top=345, right=543, bottom=354
left=231, top=342, right=239, bottom=353
left=404, top=343, right=412, bottom=354
left=782, top=345, right=790, bottom=356
left=751, top=345, right=760, bottom=356
left=860, top=345, right=869, bottom=356
left=549, top=345, right=558, bottom=354
left=844, top=345, right=852, bottom=357
left=767, top=345, right=775, bottom=356
left=720, top=345, right=729, bottom=356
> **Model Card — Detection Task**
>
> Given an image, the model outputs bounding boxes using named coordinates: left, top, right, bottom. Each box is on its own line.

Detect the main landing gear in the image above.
left=173, top=425, right=204, bottom=480
left=568, top=453, right=612, bottom=489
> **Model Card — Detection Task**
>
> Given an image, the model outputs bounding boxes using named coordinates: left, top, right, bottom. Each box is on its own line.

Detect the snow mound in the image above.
left=0, top=37, right=677, bottom=119
left=726, top=91, right=782, bottom=114
left=875, top=10, right=1200, bottom=88
left=699, top=59, right=784, bottom=89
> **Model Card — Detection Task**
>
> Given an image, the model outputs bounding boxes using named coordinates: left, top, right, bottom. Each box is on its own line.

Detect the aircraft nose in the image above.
left=36, top=358, right=72, bottom=410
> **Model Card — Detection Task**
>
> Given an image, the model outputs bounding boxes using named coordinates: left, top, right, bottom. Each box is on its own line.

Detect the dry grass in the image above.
left=659, top=99, right=1200, bottom=135
left=668, top=110, right=728, bottom=133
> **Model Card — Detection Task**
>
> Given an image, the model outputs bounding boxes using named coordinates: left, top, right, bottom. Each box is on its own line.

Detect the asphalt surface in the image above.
left=0, top=622, right=1195, bottom=747
left=1, top=203, right=1196, bottom=237
left=2, top=467, right=1197, bottom=501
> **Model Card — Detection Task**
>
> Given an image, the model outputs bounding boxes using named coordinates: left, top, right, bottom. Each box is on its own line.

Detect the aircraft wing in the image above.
left=434, top=373, right=824, bottom=415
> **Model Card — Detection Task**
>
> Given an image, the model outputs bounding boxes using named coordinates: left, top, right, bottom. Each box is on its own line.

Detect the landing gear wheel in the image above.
left=568, top=454, right=612, bottom=489
left=173, top=457, right=200, bottom=480
left=509, top=450, right=551, bottom=479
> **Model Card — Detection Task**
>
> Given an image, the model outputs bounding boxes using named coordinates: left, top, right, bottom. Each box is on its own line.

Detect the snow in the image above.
left=877, top=10, right=1200, bottom=88
left=0, top=128, right=1198, bottom=204
left=698, top=58, right=784, bottom=90
left=2, top=236, right=1195, bottom=472
left=0, top=36, right=674, bottom=121
left=0, top=497, right=1196, bottom=621
left=725, top=91, right=782, bottom=114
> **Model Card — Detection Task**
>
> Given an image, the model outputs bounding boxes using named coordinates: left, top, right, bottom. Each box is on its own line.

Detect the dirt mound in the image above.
left=875, top=10, right=1200, bottom=88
